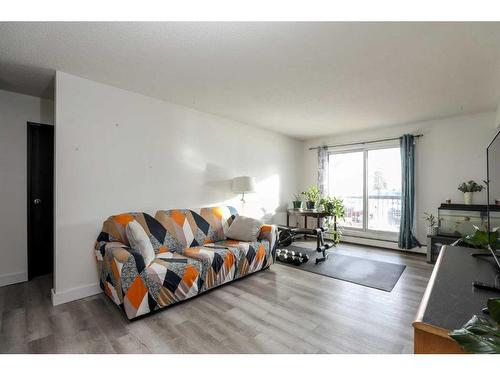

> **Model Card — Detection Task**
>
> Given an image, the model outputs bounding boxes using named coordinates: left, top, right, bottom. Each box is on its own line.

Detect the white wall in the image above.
left=0, top=90, right=54, bottom=286
left=53, top=71, right=302, bottom=304
left=495, top=101, right=500, bottom=128
left=302, top=111, right=498, bottom=247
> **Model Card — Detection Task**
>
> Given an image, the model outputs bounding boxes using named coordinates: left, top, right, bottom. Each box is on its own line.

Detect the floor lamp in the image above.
left=232, top=176, right=256, bottom=208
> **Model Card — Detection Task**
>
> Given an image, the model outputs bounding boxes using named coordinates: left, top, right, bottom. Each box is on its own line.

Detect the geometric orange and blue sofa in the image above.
left=94, top=206, right=278, bottom=320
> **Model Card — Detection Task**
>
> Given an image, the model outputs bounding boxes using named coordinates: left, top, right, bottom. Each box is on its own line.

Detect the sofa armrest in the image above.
left=95, top=238, right=147, bottom=269
left=258, top=224, right=278, bottom=257
left=94, top=239, right=147, bottom=303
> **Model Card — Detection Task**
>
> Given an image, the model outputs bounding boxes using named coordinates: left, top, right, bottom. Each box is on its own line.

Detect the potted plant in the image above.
left=302, top=186, right=321, bottom=210
left=458, top=180, right=484, bottom=205
left=292, top=193, right=303, bottom=210
left=449, top=298, right=500, bottom=353
left=423, top=212, right=438, bottom=236
left=320, top=195, right=346, bottom=244
left=455, top=225, right=499, bottom=250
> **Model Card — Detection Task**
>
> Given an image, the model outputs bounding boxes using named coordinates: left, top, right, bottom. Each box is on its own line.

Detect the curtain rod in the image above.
left=308, top=134, right=423, bottom=151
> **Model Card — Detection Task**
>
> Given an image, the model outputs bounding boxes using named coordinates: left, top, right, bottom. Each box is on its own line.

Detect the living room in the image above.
left=1, top=2, right=500, bottom=373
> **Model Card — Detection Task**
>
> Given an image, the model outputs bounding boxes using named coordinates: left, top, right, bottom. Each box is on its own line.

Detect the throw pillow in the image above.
left=226, top=215, right=263, bottom=242
left=126, top=220, right=156, bottom=266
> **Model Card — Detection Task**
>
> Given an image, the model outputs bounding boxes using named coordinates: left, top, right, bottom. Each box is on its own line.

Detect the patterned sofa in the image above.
left=94, top=206, right=277, bottom=320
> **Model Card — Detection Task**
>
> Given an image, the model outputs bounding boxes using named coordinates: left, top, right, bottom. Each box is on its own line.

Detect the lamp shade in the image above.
left=232, top=176, right=256, bottom=193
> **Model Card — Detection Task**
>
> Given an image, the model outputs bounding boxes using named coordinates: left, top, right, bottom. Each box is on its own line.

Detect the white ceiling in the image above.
left=1, top=22, right=500, bottom=139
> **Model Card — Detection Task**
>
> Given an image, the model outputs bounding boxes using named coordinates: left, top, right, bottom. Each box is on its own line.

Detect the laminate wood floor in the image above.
left=0, top=241, right=433, bottom=354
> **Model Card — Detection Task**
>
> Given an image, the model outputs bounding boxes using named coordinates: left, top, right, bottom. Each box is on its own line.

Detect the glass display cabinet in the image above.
left=425, top=204, right=500, bottom=263
left=437, top=204, right=500, bottom=237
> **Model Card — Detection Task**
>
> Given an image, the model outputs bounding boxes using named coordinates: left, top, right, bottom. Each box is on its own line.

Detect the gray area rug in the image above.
left=277, top=245, right=406, bottom=292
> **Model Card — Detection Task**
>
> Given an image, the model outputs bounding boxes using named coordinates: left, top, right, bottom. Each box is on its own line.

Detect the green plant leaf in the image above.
left=488, top=299, right=500, bottom=325
left=490, top=230, right=499, bottom=244
left=303, top=185, right=321, bottom=203
left=449, top=315, right=500, bottom=353
left=462, top=226, right=499, bottom=249
left=458, top=180, right=484, bottom=192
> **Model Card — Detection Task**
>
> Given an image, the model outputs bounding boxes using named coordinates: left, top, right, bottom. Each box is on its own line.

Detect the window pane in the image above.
left=367, top=147, right=401, bottom=232
left=329, top=152, right=363, bottom=229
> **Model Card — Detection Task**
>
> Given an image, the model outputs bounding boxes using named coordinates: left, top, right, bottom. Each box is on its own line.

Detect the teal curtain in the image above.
left=399, top=134, right=420, bottom=249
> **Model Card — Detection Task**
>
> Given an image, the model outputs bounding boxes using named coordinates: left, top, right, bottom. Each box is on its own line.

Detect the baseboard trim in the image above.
left=341, top=235, right=427, bottom=254
left=51, top=283, right=102, bottom=306
left=0, top=271, right=28, bottom=287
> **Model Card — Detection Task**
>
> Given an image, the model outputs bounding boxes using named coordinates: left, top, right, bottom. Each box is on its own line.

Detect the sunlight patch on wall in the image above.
left=200, top=174, right=281, bottom=223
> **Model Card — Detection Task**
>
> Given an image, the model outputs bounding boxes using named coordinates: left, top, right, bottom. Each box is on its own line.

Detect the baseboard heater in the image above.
left=339, top=235, right=426, bottom=254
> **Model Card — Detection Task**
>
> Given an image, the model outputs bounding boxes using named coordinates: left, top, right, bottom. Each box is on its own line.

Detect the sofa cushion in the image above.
left=226, top=215, right=262, bottom=242
left=126, top=220, right=156, bottom=266
left=212, top=239, right=271, bottom=277
left=154, top=206, right=238, bottom=254
left=198, top=206, right=238, bottom=242
left=183, top=245, right=238, bottom=290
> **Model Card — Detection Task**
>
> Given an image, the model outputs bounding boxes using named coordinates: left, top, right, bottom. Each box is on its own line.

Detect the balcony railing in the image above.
left=340, top=194, right=401, bottom=232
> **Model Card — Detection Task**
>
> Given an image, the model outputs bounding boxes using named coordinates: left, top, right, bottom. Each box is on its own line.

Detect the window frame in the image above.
left=327, top=140, right=401, bottom=242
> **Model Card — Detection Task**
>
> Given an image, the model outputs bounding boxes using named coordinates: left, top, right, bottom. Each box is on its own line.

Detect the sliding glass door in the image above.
left=328, top=142, right=401, bottom=241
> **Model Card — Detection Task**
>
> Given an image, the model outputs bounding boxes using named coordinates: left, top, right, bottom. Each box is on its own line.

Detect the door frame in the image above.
left=27, top=122, right=54, bottom=280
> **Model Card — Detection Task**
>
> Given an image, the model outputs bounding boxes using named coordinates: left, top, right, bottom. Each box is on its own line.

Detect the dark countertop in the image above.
left=422, top=246, right=500, bottom=330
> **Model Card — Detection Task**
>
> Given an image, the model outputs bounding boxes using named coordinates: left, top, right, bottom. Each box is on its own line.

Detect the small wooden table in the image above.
left=286, top=209, right=336, bottom=235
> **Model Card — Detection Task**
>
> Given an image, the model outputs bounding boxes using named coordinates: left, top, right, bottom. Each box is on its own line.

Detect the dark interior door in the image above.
left=27, top=122, right=54, bottom=279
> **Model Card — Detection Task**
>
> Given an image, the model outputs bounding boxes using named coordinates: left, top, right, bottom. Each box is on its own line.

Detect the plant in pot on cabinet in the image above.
left=458, top=180, right=484, bottom=205
left=423, top=212, right=438, bottom=236
left=302, top=186, right=321, bottom=210
left=292, top=193, right=303, bottom=210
